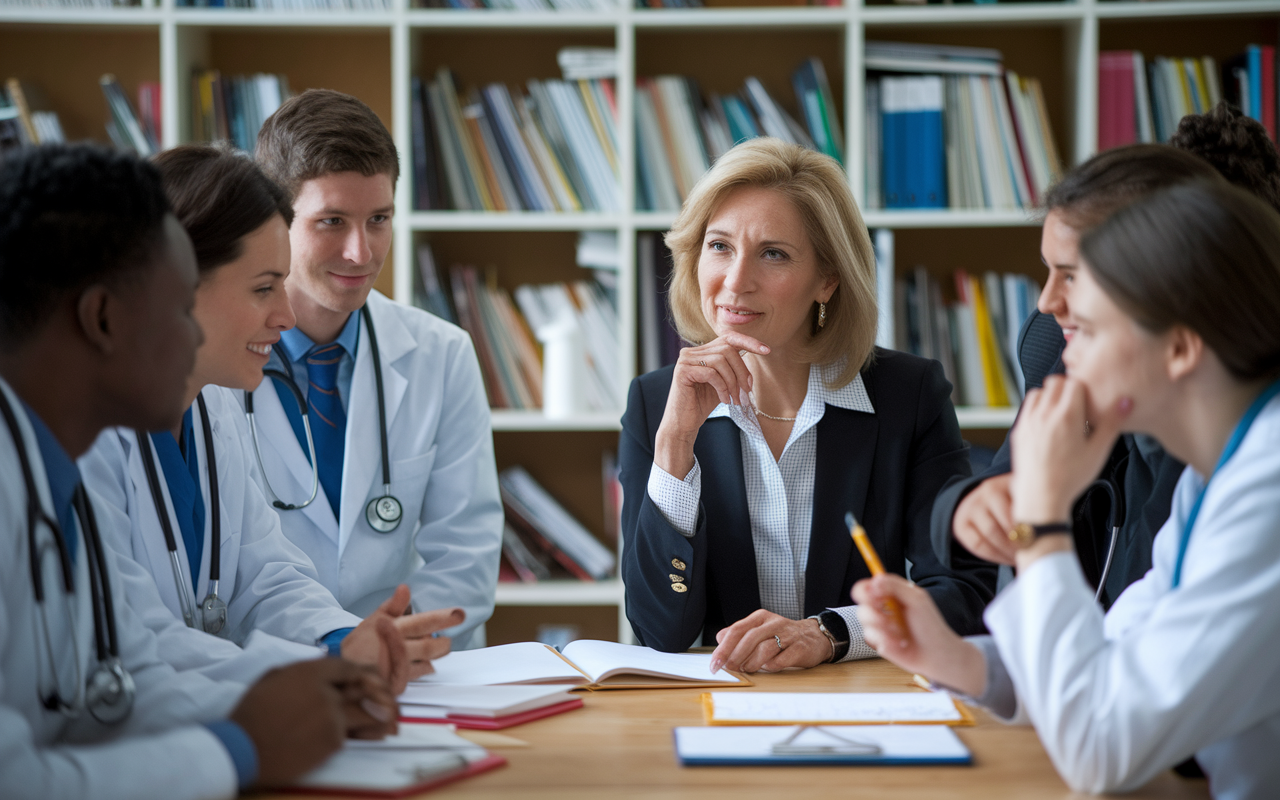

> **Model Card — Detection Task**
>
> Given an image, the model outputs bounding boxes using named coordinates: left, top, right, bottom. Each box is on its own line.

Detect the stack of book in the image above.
left=410, top=67, right=620, bottom=212
left=500, top=466, right=617, bottom=582
left=875, top=231, right=1038, bottom=409
left=865, top=41, right=1061, bottom=210
left=190, top=71, right=291, bottom=154
left=415, top=0, right=615, bottom=8
left=178, top=0, right=391, bottom=8
left=1, top=79, right=65, bottom=152
left=1098, top=46, right=1275, bottom=150
left=635, top=57, right=842, bottom=212
left=415, top=241, right=621, bottom=412
left=101, top=75, right=158, bottom=157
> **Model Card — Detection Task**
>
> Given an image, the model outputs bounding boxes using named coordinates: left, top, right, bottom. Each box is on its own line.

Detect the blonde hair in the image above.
left=664, top=138, right=878, bottom=389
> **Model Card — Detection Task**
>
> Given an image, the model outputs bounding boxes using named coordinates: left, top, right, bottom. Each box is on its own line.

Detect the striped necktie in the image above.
left=306, top=343, right=347, bottom=517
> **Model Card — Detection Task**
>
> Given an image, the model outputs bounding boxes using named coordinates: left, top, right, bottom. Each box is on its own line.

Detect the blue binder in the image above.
left=880, top=75, right=946, bottom=209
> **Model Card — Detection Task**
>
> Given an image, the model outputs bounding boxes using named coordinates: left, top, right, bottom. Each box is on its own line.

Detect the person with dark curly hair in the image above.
left=932, top=106, right=1280, bottom=617
left=0, top=144, right=398, bottom=799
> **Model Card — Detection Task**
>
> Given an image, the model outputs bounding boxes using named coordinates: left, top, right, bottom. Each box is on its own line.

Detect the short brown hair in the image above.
left=256, top=88, right=399, bottom=200
left=153, top=143, right=292, bottom=277
left=664, top=138, right=878, bottom=389
left=1081, top=180, right=1280, bottom=382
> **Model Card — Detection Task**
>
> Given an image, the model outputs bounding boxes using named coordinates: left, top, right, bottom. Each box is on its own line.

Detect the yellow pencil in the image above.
left=846, top=512, right=911, bottom=644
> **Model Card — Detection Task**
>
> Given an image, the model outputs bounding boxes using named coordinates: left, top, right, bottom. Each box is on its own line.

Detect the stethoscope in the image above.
left=244, top=304, right=402, bottom=533
left=135, top=391, right=228, bottom=635
left=1087, top=478, right=1124, bottom=604
left=0, top=388, right=136, bottom=724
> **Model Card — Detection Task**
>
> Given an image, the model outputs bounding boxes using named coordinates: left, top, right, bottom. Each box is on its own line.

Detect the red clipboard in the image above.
left=400, top=697, right=583, bottom=730
left=279, top=753, right=507, bottom=798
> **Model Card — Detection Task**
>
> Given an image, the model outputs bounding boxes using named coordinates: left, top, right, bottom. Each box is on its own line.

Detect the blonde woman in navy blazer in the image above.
left=619, top=138, right=996, bottom=673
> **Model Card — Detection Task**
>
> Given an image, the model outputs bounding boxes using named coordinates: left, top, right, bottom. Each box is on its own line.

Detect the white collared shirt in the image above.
left=647, top=362, right=878, bottom=661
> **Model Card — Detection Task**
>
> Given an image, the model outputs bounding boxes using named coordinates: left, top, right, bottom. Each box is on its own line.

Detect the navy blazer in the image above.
left=928, top=310, right=1185, bottom=607
left=619, top=348, right=998, bottom=652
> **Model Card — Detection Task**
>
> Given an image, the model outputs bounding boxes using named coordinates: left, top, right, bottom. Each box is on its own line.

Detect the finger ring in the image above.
left=1084, top=419, right=1092, bottom=436
left=699, top=360, right=707, bottom=367
left=774, top=635, right=784, bottom=651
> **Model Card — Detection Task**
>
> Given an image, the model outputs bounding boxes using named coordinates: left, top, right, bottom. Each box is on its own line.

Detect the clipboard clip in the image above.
left=770, top=725, right=883, bottom=756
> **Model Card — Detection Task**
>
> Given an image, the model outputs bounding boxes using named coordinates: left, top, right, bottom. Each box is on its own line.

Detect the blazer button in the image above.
left=671, top=558, right=686, bottom=571
left=671, top=583, right=688, bottom=593
left=669, top=574, right=685, bottom=583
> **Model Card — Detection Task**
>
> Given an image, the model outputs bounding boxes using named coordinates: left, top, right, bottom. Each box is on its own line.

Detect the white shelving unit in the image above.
left=5, top=0, right=1275, bottom=633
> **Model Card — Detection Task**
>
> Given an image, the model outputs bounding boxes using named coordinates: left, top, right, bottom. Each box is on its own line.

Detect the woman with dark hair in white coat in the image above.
left=855, top=180, right=1280, bottom=798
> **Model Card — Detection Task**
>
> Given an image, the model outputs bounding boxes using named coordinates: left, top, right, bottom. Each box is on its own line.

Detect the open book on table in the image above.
left=411, top=640, right=750, bottom=690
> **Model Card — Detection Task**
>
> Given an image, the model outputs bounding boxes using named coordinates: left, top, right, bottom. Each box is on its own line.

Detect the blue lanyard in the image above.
left=1171, top=378, right=1280, bottom=589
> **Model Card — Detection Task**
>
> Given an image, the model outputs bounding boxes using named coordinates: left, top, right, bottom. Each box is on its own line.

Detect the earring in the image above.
left=817, top=302, right=827, bottom=329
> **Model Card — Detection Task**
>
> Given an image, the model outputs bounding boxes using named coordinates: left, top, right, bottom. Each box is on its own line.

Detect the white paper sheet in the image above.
left=409, top=642, right=587, bottom=686
left=674, top=725, right=970, bottom=764
left=561, top=640, right=741, bottom=683
left=398, top=684, right=578, bottom=716
left=706, top=692, right=961, bottom=723
left=295, top=725, right=489, bottom=790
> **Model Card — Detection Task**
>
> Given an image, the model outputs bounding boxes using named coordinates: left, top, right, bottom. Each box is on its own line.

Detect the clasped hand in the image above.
left=708, top=610, right=833, bottom=674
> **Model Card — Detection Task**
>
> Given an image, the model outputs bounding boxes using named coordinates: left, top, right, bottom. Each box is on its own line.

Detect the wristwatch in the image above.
left=810, top=611, right=850, bottom=663
left=1007, top=521, right=1072, bottom=548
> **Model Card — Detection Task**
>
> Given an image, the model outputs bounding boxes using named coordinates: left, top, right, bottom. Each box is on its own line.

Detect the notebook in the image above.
left=398, top=684, right=583, bottom=730
left=674, top=725, right=972, bottom=766
left=701, top=692, right=975, bottom=726
left=410, top=640, right=748, bottom=690
left=281, top=724, right=506, bottom=797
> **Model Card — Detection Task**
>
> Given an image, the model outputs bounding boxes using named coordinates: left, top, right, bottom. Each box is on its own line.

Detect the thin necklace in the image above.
left=750, top=392, right=797, bottom=422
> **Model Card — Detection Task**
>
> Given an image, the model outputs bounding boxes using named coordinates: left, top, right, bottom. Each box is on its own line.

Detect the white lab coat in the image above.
left=241, top=290, right=502, bottom=648
left=80, top=385, right=362, bottom=676
left=0, top=378, right=245, bottom=800
left=985, top=394, right=1280, bottom=799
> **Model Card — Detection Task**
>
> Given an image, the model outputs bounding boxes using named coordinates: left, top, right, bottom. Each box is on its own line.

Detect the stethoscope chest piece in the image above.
left=366, top=491, right=402, bottom=533
left=85, top=656, right=135, bottom=725
left=199, top=584, right=228, bottom=636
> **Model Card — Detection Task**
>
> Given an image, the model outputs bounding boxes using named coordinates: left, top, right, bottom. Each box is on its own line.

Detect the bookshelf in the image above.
left=5, top=0, right=1277, bottom=643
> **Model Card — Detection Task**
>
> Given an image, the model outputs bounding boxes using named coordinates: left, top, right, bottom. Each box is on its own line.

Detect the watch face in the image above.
left=1008, top=523, right=1035, bottom=548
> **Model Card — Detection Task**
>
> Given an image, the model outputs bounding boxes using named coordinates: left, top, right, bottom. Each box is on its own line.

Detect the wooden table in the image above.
left=283, top=659, right=1211, bottom=799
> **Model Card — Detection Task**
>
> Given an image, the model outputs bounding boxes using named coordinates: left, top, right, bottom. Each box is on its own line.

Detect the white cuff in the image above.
left=830, top=605, right=880, bottom=661
left=646, top=460, right=701, bottom=538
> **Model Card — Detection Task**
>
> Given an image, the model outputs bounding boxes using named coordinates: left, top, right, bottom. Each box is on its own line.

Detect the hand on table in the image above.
left=231, top=658, right=397, bottom=788
left=708, top=610, right=833, bottom=674
left=852, top=574, right=986, bottom=698
left=341, top=584, right=463, bottom=693
left=952, top=473, right=1018, bottom=565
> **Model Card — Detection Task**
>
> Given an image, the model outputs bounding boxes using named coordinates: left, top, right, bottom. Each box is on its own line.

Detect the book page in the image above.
left=410, top=642, right=588, bottom=686
left=707, top=692, right=962, bottom=723
left=561, top=639, right=741, bottom=684
left=674, top=724, right=970, bottom=763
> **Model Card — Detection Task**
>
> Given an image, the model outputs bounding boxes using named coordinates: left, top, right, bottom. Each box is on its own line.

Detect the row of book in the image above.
left=411, top=67, right=620, bottom=212
left=415, top=240, right=623, bottom=411
left=191, top=71, right=291, bottom=154
left=499, top=465, right=618, bottom=583
left=0, top=79, right=66, bottom=152
left=177, top=0, right=391, bottom=7
left=635, top=57, right=843, bottom=212
left=1098, top=46, right=1275, bottom=151
left=0, top=75, right=160, bottom=159
left=417, top=0, right=615, bottom=8
left=864, top=41, right=1061, bottom=210
left=874, top=229, right=1039, bottom=409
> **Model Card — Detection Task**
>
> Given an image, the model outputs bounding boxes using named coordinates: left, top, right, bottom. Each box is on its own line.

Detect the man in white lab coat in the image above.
left=246, top=90, right=503, bottom=648
left=0, top=144, right=396, bottom=799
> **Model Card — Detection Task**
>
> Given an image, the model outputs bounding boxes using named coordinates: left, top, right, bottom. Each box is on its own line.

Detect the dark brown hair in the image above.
left=1041, top=144, right=1223, bottom=230
left=1081, top=181, right=1280, bottom=382
left=255, top=89, right=399, bottom=200
left=153, top=144, right=292, bottom=276
left=1171, top=101, right=1280, bottom=214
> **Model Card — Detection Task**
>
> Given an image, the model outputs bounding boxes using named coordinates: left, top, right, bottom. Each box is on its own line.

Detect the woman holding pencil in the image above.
left=855, top=179, right=1280, bottom=797
left=618, top=138, right=995, bottom=674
